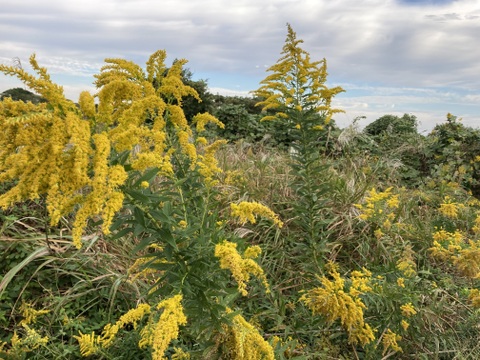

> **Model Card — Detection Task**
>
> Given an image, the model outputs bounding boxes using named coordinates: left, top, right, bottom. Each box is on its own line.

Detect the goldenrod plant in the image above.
left=254, top=23, right=344, bottom=272
left=0, top=51, right=279, bottom=359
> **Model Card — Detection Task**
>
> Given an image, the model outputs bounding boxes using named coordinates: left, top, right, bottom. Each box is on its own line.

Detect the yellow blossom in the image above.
left=197, top=139, right=227, bottom=186
left=400, top=303, right=417, bottom=317
left=439, top=196, right=464, bottom=218
left=221, top=310, right=275, bottom=360
left=172, top=347, right=190, bottom=359
left=468, top=289, right=480, bottom=308
left=74, top=331, right=100, bottom=357
left=396, top=245, right=417, bottom=277
left=193, top=112, right=224, bottom=132
left=382, top=329, right=402, bottom=355
left=397, top=278, right=405, bottom=288
left=19, top=302, right=50, bottom=326
left=178, top=220, right=188, bottom=228
left=230, top=201, right=283, bottom=228
left=300, top=264, right=375, bottom=346
left=151, top=295, right=187, bottom=360
left=215, top=240, right=269, bottom=296
left=401, top=320, right=409, bottom=331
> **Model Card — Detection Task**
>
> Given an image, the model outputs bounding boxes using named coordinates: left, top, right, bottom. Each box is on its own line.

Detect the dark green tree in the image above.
left=0, top=87, right=46, bottom=104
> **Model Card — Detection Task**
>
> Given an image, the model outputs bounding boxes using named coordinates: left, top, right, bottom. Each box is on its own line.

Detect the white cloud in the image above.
left=1, top=0, right=479, bottom=130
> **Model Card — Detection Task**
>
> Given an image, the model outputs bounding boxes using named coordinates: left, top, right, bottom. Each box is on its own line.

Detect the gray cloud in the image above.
left=1, top=0, right=480, bottom=129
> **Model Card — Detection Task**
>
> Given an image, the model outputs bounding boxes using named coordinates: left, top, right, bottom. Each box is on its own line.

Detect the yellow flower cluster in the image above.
left=19, top=302, right=50, bottom=326
left=472, top=213, right=480, bottom=234
left=74, top=295, right=186, bottom=359
left=172, top=347, right=191, bottom=359
left=429, top=229, right=480, bottom=278
left=382, top=329, right=402, bottom=355
left=1, top=51, right=226, bottom=249
left=429, top=229, right=464, bottom=261
left=193, top=112, right=225, bottom=132
left=400, top=303, right=417, bottom=317
left=253, top=24, right=344, bottom=128
left=300, top=263, right=375, bottom=346
left=355, top=187, right=399, bottom=223
left=438, top=196, right=465, bottom=218
left=214, top=240, right=269, bottom=296
left=396, top=245, right=417, bottom=278
left=221, top=309, right=275, bottom=360
left=0, top=302, right=51, bottom=358
left=230, top=201, right=283, bottom=228
left=72, top=133, right=128, bottom=248
left=0, top=323, right=49, bottom=357
left=150, top=295, right=187, bottom=360
left=468, top=288, right=480, bottom=308
left=74, top=303, right=152, bottom=356
left=197, top=139, right=228, bottom=186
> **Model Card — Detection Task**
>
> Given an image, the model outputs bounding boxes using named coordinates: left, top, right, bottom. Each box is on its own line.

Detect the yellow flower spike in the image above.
left=151, top=295, right=187, bottom=360
left=74, top=331, right=100, bottom=357
left=222, top=308, right=275, bottom=360
left=215, top=241, right=269, bottom=296
left=400, top=303, right=417, bottom=317
left=197, top=139, right=227, bottom=186
left=468, top=289, right=480, bottom=308
left=193, top=112, right=224, bottom=132
left=230, top=201, right=283, bottom=228
left=253, top=24, right=344, bottom=126
left=300, top=264, right=374, bottom=346
left=19, top=302, right=50, bottom=326
left=382, top=329, right=402, bottom=355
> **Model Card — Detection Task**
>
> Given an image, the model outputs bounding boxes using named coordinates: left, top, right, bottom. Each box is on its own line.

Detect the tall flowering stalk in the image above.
left=254, top=24, right=344, bottom=268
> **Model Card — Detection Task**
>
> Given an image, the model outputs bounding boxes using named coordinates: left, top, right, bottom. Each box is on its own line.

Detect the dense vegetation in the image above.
left=1, top=25, right=480, bottom=359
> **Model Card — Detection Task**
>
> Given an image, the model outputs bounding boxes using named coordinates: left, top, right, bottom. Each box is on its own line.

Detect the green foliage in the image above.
left=427, top=113, right=480, bottom=197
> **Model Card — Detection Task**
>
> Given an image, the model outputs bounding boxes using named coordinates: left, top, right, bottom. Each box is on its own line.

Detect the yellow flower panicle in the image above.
left=300, top=263, right=375, bottom=346
left=400, top=303, right=417, bottom=317
left=429, top=229, right=480, bottom=279
left=355, top=187, right=399, bottom=222
left=230, top=201, right=283, bottom=228
left=0, top=324, right=49, bottom=357
left=215, top=240, right=269, bottom=296
left=197, top=139, right=228, bottom=186
left=193, top=112, right=225, bottom=132
left=172, top=347, right=190, bottom=359
left=452, top=240, right=480, bottom=279
left=74, top=297, right=186, bottom=360
left=438, top=196, right=465, bottom=219
left=382, top=329, right=402, bottom=355
left=1, top=50, right=222, bottom=250
left=396, top=245, right=417, bottom=278
left=19, top=302, right=50, bottom=326
left=74, top=331, right=100, bottom=357
left=151, top=295, right=187, bottom=360
left=222, top=311, right=275, bottom=360
left=253, top=24, right=344, bottom=128
left=468, top=288, right=480, bottom=308
left=74, top=303, right=152, bottom=356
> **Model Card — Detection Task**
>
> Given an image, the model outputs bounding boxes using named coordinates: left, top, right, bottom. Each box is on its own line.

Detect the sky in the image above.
left=1, top=0, right=480, bottom=132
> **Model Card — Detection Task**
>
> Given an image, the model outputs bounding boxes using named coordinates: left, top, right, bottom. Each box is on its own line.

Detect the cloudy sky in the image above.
left=1, top=0, right=479, bottom=131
